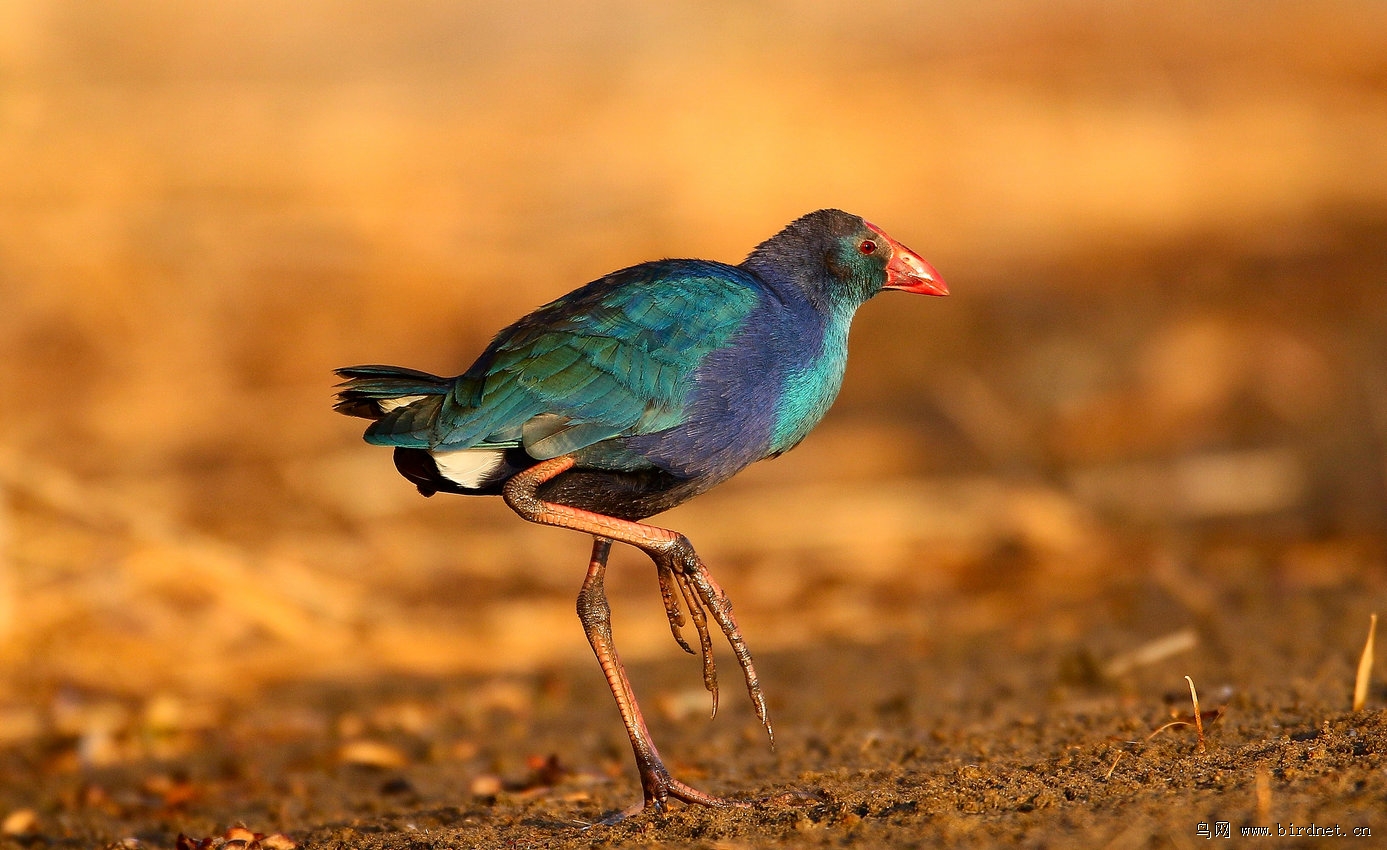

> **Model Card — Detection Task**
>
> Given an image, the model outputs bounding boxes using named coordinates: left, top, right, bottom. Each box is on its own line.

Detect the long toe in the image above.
left=664, top=777, right=749, bottom=810
left=595, top=780, right=746, bottom=826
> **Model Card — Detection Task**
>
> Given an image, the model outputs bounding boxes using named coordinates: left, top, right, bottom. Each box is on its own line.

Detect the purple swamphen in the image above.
left=334, top=209, right=947, bottom=815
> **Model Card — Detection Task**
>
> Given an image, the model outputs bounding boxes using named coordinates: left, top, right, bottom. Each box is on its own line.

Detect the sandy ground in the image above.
left=2, top=3, right=1387, bottom=847
left=1, top=523, right=1384, bottom=848
left=2, top=626, right=1384, bottom=849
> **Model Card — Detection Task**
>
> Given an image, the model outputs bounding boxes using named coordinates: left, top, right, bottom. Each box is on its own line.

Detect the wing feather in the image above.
left=379, top=263, right=763, bottom=458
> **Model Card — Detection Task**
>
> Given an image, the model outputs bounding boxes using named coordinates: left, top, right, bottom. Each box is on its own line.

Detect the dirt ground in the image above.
left=0, top=532, right=1383, bottom=849
left=3, top=2, right=1387, bottom=847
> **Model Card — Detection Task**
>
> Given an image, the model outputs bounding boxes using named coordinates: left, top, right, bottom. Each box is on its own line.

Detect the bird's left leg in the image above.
left=502, top=456, right=772, bottom=745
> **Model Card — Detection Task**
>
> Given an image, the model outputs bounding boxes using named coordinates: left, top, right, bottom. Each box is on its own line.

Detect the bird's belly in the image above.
left=537, top=465, right=715, bottom=521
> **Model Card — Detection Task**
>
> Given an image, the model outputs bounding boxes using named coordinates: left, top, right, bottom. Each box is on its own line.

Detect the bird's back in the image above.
left=343, top=259, right=797, bottom=491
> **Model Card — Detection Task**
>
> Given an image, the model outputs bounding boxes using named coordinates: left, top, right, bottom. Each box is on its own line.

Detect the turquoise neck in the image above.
left=768, top=302, right=856, bottom=455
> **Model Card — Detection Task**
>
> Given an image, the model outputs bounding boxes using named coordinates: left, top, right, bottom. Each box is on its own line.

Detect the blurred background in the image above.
left=1, top=0, right=1385, bottom=743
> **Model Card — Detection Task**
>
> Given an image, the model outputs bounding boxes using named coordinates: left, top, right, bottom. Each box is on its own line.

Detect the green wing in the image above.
left=364, top=261, right=761, bottom=459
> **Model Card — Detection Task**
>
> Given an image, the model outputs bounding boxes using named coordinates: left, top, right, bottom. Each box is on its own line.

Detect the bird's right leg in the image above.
left=655, top=563, right=695, bottom=655
left=501, top=457, right=773, bottom=745
left=577, top=536, right=729, bottom=815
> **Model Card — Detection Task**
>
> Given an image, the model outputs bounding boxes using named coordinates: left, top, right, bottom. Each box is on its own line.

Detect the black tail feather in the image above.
left=333, top=365, right=452, bottom=420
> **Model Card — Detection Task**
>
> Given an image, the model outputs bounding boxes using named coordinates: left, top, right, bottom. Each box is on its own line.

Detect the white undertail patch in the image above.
left=430, top=448, right=507, bottom=489
left=377, top=395, right=427, bottom=413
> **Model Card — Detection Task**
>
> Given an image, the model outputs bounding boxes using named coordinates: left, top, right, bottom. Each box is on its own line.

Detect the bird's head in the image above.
left=744, top=209, right=947, bottom=312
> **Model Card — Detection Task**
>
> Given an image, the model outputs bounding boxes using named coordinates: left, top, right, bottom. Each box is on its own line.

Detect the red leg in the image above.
left=577, top=537, right=731, bottom=814
left=502, top=457, right=772, bottom=812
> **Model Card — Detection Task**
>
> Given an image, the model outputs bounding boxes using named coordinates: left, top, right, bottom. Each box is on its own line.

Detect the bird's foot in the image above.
left=593, top=764, right=752, bottom=825
left=656, top=539, right=773, bottom=747
left=658, top=561, right=718, bottom=709
left=644, top=771, right=747, bottom=812
left=595, top=780, right=818, bottom=826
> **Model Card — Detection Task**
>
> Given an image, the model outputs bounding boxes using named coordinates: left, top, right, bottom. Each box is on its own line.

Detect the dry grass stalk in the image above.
left=1103, top=751, right=1125, bottom=781
left=1353, top=612, right=1377, bottom=712
left=1185, top=675, right=1206, bottom=753
left=1114, top=681, right=1226, bottom=779
left=1145, top=720, right=1189, bottom=740
left=1104, top=628, right=1198, bottom=677
left=1255, top=767, right=1271, bottom=821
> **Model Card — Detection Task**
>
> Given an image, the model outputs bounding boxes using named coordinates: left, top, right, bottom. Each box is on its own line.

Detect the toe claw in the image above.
left=673, top=570, right=720, bottom=714
left=672, top=551, right=772, bottom=745
left=657, top=564, right=695, bottom=654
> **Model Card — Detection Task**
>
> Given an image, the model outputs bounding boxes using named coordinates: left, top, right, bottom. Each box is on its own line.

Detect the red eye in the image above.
left=858, top=239, right=877, bottom=255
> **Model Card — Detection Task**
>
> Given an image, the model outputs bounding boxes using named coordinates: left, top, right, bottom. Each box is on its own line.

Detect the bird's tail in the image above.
left=333, top=365, right=451, bottom=420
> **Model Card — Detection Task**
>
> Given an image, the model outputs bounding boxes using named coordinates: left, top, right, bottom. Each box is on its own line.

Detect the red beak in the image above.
left=866, top=221, right=948, bottom=296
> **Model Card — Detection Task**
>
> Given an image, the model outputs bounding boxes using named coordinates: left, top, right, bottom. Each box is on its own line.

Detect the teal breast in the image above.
left=768, top=312, right=852, bottom=456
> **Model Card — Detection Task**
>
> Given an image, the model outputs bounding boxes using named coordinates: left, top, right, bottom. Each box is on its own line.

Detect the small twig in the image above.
left=1121, top=682, right=1223, bottom=778
left=1104, top=628, right=1198, bottom=677
left=1185, top=675, right=1206, bottom=753
left=1353, top=613, right=1377, bottom=712
left=1146, top=719, right=1192, bottom=741
left=1255, top=767, right=1272, bottom=821
left=1103, top=751, right=1125, bottom=781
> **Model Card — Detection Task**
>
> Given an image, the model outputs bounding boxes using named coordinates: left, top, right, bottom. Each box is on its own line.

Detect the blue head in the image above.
left=741, top=209, right=947, bottom=315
